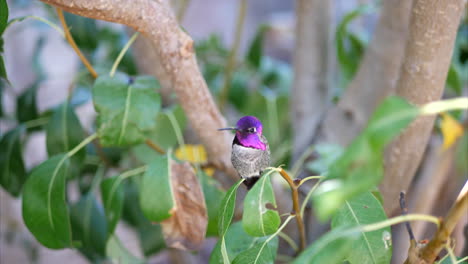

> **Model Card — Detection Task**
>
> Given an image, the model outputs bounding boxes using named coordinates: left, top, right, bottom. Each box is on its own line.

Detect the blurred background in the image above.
left=1, top=0, right=467, bottom=263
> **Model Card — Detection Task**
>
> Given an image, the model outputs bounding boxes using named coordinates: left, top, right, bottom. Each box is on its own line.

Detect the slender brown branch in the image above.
left=419, top=181, right=468, bottom=262
left=400, top=192, right=416, bottom=241
left=56, top=8, right=98, bottom=79
left=145, top=139, right=166, bottom=154
left=278, top=168, right=306, bottom=252
left=218, top=0, right=247, bottom=112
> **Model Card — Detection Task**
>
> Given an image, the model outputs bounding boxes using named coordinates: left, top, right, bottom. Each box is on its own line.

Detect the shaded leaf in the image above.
left=218, top=179, right=244, bottom=236
left=313, top=96, right=418, bottom=220
left=232, top=238, right=279, bottom=264
left=46, top=102, right=86, bottom=165
left=331, top=192, right=392, bottom=264
left=198, top=170, right=225, bottom=236
left=242, top=173, right=280, bottom=237
left=160, top=161, right=207, bottom=251
left=121, top=181, right=165, bottom=256
left=210, top=222, right=278, bottom=264
left=306, top=143, right=344, bottom=175
left=22, top=154, right=72, bottom=249
left=0, top=126, right=26, bottom=196
left=101, top=175, right=125, bottom=236
left=0, top=56, right=6, bottom=82
left=294, top=227, right=360, bottom=264
left=247, top=25, right=268, bottom=70
left=106, top=235, right=145, bottom=264
left=63, top=12, right=98, bottom=52
left=446, top=63, right=462, bottom=95
left=93, top=73, right=161, bottom=146
left=16, top=83, right=39, bottom=124
left=0, top=0, right=7, bottom=36
left=70, top=193, right=107, bottom=261
left=140, top=153, right=175, bottom=222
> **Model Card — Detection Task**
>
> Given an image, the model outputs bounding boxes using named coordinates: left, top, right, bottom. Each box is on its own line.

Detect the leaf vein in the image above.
left=345, top=201, right=377, bottom=263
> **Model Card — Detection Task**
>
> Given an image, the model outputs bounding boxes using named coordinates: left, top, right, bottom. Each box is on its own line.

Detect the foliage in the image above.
left=0, top=1, right=467, bottom=263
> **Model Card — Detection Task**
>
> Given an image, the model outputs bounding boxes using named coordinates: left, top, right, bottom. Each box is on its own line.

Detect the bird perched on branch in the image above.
left=219, top=116, right=270, bottom=189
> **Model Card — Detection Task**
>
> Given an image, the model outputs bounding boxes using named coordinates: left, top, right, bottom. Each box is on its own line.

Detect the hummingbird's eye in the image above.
left=248, top=127, right=256, bottom=133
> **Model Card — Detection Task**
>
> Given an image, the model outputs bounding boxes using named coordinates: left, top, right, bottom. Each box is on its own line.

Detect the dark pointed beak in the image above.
left=218, top=127, right=238, bottom=131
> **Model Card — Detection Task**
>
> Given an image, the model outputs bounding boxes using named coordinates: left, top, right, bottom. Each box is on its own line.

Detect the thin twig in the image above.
left=419, top=181, right=468, bottom=262
left=278, top=168, right=306, bottom=252
left=56, top=8, right=98, bottom=79
left=400, top=192, right=416, bottom=241
left=218, top=0, right=247, bottom=111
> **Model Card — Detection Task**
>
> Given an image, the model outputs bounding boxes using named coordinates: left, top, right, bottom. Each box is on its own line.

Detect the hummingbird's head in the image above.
left=218, top=116, right=266, bottom=150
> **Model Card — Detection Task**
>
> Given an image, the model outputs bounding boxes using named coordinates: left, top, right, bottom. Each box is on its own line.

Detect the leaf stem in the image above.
left=278, top=168, right=306, bottom=252
left=278, top=231, right=299, bottom=252
left=420, top=97, right=468, bottom=115
left=297, top=176, right=323, bottom=187
left=360, top=214, right=440, bottom=233
left=56, top=8, right=98, bottom=79
left=145, top=139, right=166, bottom=154
left=218, top=0, right=247, bottom=112
left=110, top=32, right=140, bottom=77
left=120, top=165, right=148, bottom=180
left=67, top=133, right=97, bottom=158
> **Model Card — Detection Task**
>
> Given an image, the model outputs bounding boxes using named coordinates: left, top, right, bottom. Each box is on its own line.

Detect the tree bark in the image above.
left=39, top=0, right=237, bottom=179
left=291, top=0, right=330, bottom=161
left=319, top=0, right=413, bottom=145
left=381, top=0, right=465, bottom=216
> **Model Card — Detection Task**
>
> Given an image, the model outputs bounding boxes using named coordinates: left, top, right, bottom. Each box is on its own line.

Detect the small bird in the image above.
left=219, top=116, right=270, bottom=189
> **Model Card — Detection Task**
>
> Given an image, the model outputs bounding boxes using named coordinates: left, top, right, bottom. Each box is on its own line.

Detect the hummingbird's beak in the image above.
left=218, top=127, right=238, bottom=131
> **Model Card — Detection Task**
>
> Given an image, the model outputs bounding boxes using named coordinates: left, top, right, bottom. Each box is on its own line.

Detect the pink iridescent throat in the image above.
left=235, top=131, right=266, bottom=150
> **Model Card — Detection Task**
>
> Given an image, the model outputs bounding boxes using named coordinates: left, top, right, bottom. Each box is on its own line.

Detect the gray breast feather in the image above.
left=231, top=140, right=270, bottom=179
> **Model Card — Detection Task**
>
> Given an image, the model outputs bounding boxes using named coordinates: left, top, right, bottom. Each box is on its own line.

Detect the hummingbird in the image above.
left=219, top=116, right=270, bottom=189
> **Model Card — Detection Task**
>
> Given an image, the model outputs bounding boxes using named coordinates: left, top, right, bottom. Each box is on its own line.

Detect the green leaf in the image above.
left=0, top=126, right=26, bottom=196
left=70, top=193, right=107, bottom=261
left=313, top=96, right=418, bottom=220
left=218, top=180, right=244, bottom=237
left=101, top=175, right=125, bottom=236
left=93, top=73, right=161, bottom=146
left=106, top=235, right=145, bottom=264
left=210, top=222, right=278, bottom=264
left=446, top=63, right=462, bottom=95
left=46, top=102, right=86, bottom=164
left=0, top=56, right=6, bottom=82
left=294, top=227, right=360, bottom=264
left=232, top=238, right=279, bottom=264
left=335, top=5, right=371, bottom=86
left=22, top=154, right=72, bottom=249
left=151, top=105, right=187, bottom=149
left=140, top=153, right=175, bottom=221
left=198, top=170, right=225, bottom=236
left=121, top=180, right=165, bottom=256
left=16, top=83, right=39, bottom=124
left=0, top=0, right=8, bottom=35
left=242, top=172, right=280, bottom=237
left=306, top=143, right=344, bottom=175
left=331, top=192, right=392, bottom=264
left=247, top=25, right=268, bottom=69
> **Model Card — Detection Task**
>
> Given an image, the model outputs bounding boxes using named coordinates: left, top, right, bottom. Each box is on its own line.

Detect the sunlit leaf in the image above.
left=176, top=144, right=214, bottom=176
left=242, top=172, right=280, bottom=237
left=313, top=96, right=418, bottom=220
left=160, top=161, right=207, bottom=250
left=0, top=126, right=26, bottom=196
left=218, top=180, right=244, bottom=236
left=331, top=192, right=391, bottom=264
left=232, top=238, right=279, bottom=264
left=140, top=153, right=175, bottom=222
left=22, top=154, right=72, bottom=249
left=440, top=113, right=464, bottom=150
left=294, top=227, right=360, bottom=264
left=70, top=193, right=107, bottom=260
left=101, top=175, right=124, bottom=236
left=210, top=222, right=278, bottom=264
left=93, top=73, right=161, bottom=146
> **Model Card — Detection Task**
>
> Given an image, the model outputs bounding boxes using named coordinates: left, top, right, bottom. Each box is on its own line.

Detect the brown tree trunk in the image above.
left=291, top=0, right=331, bottom=162
left=319, top=0, right=413, bottom=145
left=381, top=0, right=465, bottom=216
left=40, top=0, right=238, bottom=179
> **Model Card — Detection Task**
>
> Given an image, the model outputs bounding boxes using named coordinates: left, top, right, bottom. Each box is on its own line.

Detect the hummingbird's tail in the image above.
left=243, top=176, right=260, bottom=190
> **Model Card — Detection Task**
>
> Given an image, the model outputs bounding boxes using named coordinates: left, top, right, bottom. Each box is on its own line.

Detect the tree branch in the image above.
left=41, top=0, right=238, bottom=180
left=291, top=0, right=330, bottom=162
left=381, top=0, right=465, bottom=216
